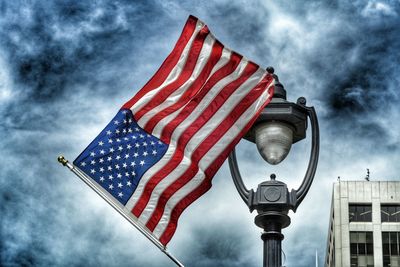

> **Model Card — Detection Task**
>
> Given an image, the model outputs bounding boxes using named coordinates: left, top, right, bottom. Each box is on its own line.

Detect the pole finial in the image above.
left=58, top=155, right=68, bottom=166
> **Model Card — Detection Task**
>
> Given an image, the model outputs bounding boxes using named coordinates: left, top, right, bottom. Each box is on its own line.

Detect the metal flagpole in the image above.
left=57, top=155, right=184, bottom=267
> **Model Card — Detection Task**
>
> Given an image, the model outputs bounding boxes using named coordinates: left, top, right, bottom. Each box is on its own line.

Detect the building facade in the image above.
left=325, top=181, right=400, bottom=267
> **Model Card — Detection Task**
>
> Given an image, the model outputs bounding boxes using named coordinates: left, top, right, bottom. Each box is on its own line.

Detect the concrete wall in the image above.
left=325, top=181, right=400, bottom=267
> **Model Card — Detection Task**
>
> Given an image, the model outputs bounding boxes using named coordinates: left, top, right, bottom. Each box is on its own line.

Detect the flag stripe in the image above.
left=122, top=16, right=199, bottom=110
left=133, top=26, right=210, bottom=122
left=137, top=32, right=216, bottom=129
left=131, top=63, right=259, bottom=218
left=145, top=74, right=274, bottom=231
left=158, top=79, right=274, bottom=244
left=158, top=52, right=242, bottom=142
left=150, top=48, right=233, bottom=138
left=134, top=67, right=267, bottom=225
left=124, top=57, right=249, bottom=212
left=142, top=40, right=224, bottom=133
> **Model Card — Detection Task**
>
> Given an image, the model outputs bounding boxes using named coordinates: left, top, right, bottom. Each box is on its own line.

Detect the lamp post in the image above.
left=228, top=67, right=320, bottom=267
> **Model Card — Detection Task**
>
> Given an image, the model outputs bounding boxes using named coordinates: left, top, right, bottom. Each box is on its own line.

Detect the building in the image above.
left=325, top=181, right=400, bottom=267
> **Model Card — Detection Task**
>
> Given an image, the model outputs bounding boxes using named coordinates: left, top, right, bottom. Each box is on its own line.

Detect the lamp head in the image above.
left=255, top=122, right=293, bottom=165
left=243, top=68, right=308, bottom=165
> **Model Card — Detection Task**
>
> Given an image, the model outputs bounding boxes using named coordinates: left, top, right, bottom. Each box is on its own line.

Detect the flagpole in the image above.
left=57, top=155, right=184, bottom=267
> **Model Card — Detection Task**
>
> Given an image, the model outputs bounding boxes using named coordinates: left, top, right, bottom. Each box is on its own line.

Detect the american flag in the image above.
left=74, top=15, right=274, bottom=246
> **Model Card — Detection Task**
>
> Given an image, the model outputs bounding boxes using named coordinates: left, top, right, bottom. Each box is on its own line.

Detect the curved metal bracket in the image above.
left=293, top=106, right=319, bottom=210
left=228, top=149, right=252, bottom=207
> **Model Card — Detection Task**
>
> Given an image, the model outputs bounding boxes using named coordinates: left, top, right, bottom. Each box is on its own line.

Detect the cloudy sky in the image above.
left=1, top=0, right=400, bottom=266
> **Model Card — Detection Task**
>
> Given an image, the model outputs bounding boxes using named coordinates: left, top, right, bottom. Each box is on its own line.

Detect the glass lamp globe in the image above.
left=254, top=122, right=293, bottom=165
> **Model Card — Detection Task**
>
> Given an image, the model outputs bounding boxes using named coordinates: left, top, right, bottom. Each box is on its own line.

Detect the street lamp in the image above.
left=228, top=67, right=320, bottom=267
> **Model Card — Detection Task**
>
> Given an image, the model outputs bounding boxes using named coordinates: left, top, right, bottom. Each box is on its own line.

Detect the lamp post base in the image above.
left=255, top=211, right=291, bottom=267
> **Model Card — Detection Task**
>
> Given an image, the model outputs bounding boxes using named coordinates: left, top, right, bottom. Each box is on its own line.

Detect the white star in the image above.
left=131, top=171, right=136, bottom=176
left=118, top=146, right=123, bottom=151
left=80, top=162, right=86, bottom=167
left=118, top=182, right=123, bottom=188
left=139, top=134, right=144, bottom=138
left=116, top=138, right=121, bottom=142
left=114, top=120, right=119, bottom=125
left=127, top=144, right=132, bottom=149
left=143, top=151, right=148, bottom=157
left=91, top=160, right=96, bottom=165
left=124, top=137, right=129, bottom=141
left=107, top=156, right=112, bottom=162
left=107, top=166, right=112, bottom=171
left=90, top=169, right=96, bottom=174
left=123, top=119, right=127, bottom=124
left=98, top=141, right=104, bottom=146
left=135, top=143, right=140, bottom=148
left=116, top=155, right=121, bottom=160
left=130, top=161, right=136, bottom=167
left=106, top=130, right=112, bottom=135
left=135, top=127, right=140, bottom=132
left=124, top=154, right=130, bottom=159
left=99, top=167, right=104, bottom=172
left=109, top=148, right=115, bottom=153
left=143, top=142, right=147, bottom=147
left=108, top=139, right=113, bottom=144
left=133, top=152, right=139, bottom=158
left=128, top=119, right=132, bottom=123
left=90, top=152, right=96, bottom=157
left=140, top=160, right=145, bottom=166
left=118, top=192, right=123, bottom=198
left=100, top=176, right=105, bottom=182
left=147, top=134, right=151, bottom=138
left=122, top=162, right=127, bottom=168
left=150, top=141, right=155, bottom=145
left=122, top=110, right=127, bottom=114
left=128, top=128, right=132, bottom=133
left=108, top=175, right=114, bottom=180
left=152, top=150, right=157, bottom=155
left=100, top=149, right=105, bottom=155
left=115, top=129, right=120, bottom=134
left=122, top=128, right=127, bottom=134
left=117, top=173, right=122, bottom=179
left=109, top=184, right=114, bottom=190
left=125, top=172, right=129, bottom=177
left=115, top=164, right=120, bottom=170
left=127, top=181, right=132, bottom=187
left=132, top=135, right=137, bottom=139
left=158, top=141, right=162, bottom=145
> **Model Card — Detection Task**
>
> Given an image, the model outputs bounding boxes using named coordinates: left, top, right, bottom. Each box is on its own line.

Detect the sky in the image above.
left=1, top=0, right=400, bottom=266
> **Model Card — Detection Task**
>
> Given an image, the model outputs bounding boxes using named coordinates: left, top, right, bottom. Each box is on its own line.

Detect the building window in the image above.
left=383, top=232, right=400, bottom=267
left=350, top=232, right=374, bottom=267
left=349, top=204, right=372, bottom=222
left=381, top=205, right=400, bottom=222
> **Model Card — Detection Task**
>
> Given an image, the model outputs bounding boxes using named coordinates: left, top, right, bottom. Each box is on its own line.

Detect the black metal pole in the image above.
left=255, top=211, right=290, bottom=267
left=262, top=230, right=283, bottom=267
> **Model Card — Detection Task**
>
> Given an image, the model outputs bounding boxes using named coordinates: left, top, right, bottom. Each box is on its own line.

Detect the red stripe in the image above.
left=133, top=26, right=210, bottom=121
left=159, top=52, right=242, bottom=143
left=122, top=16, right=198, bottom=110
left=146, top=73, right=273, bottom=231
left=159, top=76, right=275, bottom=245
left=131, top=63, right=259, bottom=218
left=143, top=40, right=224, bottom=133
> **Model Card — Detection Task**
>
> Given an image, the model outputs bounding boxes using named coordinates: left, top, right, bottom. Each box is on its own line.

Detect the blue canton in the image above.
left=74, top=109, right=168, bottom=205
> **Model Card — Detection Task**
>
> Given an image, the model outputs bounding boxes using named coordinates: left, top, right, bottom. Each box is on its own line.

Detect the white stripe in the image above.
left=137, top=34, right=216, bottom=128
left=153, top=80, right=274, bottom=238
left=151, top=48, right=232, bottom=138
left=124, top=58, right=249, bottom=211
left=136, top=68, right=266, bottom=224
left=129, top=20, right=204, bottom=114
